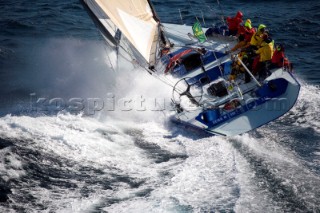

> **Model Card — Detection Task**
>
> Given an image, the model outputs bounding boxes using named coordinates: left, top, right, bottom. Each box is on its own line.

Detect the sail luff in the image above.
left=94, top=0, right=159, bottom=65
left=147, top=0, right=160, bottom=22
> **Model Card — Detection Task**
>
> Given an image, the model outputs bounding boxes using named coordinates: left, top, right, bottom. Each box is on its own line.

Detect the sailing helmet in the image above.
left=236, top=11, right=243, bottom=18
left=258, top=24, right=266, bottom=32
left=277, top=44, right=284, bottom=51
left=245, top=19, right=252, bottom=29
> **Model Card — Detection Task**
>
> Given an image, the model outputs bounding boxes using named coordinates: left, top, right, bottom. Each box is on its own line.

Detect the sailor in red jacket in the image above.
left=272, top=44, right=285, bottom=67
left=238, top=19, right=256, bottom=43
left=226, top=11, right=243, bottom=36
left=271, top=44, right=293, bottom=71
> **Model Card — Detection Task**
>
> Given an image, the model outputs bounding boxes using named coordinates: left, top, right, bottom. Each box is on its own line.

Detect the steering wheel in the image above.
left=172, top=77, right=204, bottom=108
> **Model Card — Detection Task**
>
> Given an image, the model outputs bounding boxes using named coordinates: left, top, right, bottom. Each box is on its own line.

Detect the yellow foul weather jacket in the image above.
left=250, top=32, right=264, bottom=47
left=256, top=41, right=274, bottom=62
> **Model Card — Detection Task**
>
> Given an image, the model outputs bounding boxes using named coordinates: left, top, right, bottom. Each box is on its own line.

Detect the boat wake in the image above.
left=0, top=38, right=319, bottom=212
left=1, top=106, right=319, bottom=212
left=287, top=82, right=320, bottom=133
left=0, top=85, right=319, bottom=212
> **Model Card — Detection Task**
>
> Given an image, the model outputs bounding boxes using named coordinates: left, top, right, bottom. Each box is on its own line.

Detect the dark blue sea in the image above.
left=1, top=0, right=320, bottom=212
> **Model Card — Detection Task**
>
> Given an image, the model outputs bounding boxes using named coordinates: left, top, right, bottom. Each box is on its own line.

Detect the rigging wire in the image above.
left=187, top=0, right=200, bottom=23
left=104, top=45, right=117, bottom=72
left=216, top=0, right=226, bottom=24
left=115, top=44, right=185, bottom=94
left=108, top=38, right=178, bottom=91
left=195, top=0, right=227, bottom=26
left=178, top=9, right=184, bottom=25
left=207, top=40, right=225, bottom=78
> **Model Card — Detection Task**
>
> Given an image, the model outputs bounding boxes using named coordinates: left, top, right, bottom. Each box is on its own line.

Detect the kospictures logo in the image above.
left=29, top=93, right=175, bottom=115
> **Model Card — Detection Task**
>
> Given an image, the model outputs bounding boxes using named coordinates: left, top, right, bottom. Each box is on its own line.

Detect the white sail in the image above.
left=91, top=0, right=160, bottom=65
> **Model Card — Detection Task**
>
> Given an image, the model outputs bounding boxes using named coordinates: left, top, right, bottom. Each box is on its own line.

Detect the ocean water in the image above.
left=0, top=0, right=320, bottom=212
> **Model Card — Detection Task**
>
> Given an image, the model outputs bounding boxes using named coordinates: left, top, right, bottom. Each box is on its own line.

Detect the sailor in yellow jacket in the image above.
left=250, top=24, right=266, bottom=48
left=242, top=24, right=267, bottom=54
left=255, top=34, right=274, bottom=80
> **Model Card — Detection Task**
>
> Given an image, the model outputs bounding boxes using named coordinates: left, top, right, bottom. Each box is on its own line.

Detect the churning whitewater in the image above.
left=0, top=85, right=320, bottom=212
left=1, top=0, right=320, bottom=212
left=1, top=42, right=320, bottom=211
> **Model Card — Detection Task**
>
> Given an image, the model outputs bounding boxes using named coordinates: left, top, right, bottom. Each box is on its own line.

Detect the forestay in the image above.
left=93, top=0, right=160, bottom=65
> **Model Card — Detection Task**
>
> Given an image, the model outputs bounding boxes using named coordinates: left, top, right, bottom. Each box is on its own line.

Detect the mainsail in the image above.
left=86, top=0, right=162, bottom=65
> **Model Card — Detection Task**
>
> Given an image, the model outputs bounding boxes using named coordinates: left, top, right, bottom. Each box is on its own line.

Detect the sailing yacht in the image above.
left=81, top=0, right=300, bottom=136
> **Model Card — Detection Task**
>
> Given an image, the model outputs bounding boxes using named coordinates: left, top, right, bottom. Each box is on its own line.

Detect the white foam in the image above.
left=0, top=146, right=25, bottom=182
left=1, top=36, right=319, bottom=212
left=0, top=113, right=272, bottom=211
left=288, top=82, right=320, bottom=133
left=231, top=131, right=320, bottom=209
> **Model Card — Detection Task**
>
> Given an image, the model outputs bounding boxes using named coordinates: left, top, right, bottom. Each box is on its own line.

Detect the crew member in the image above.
left=230, top=34, right=247, bottom=52
left=249, top=24, right=266, bottom=49
left=271, top=44, right=293, bottom=71
left=256, top=34, right=274, bottom=80
left=226, top=11, right=243, bottom=36
left=238, top=19, right=256, bottom=43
